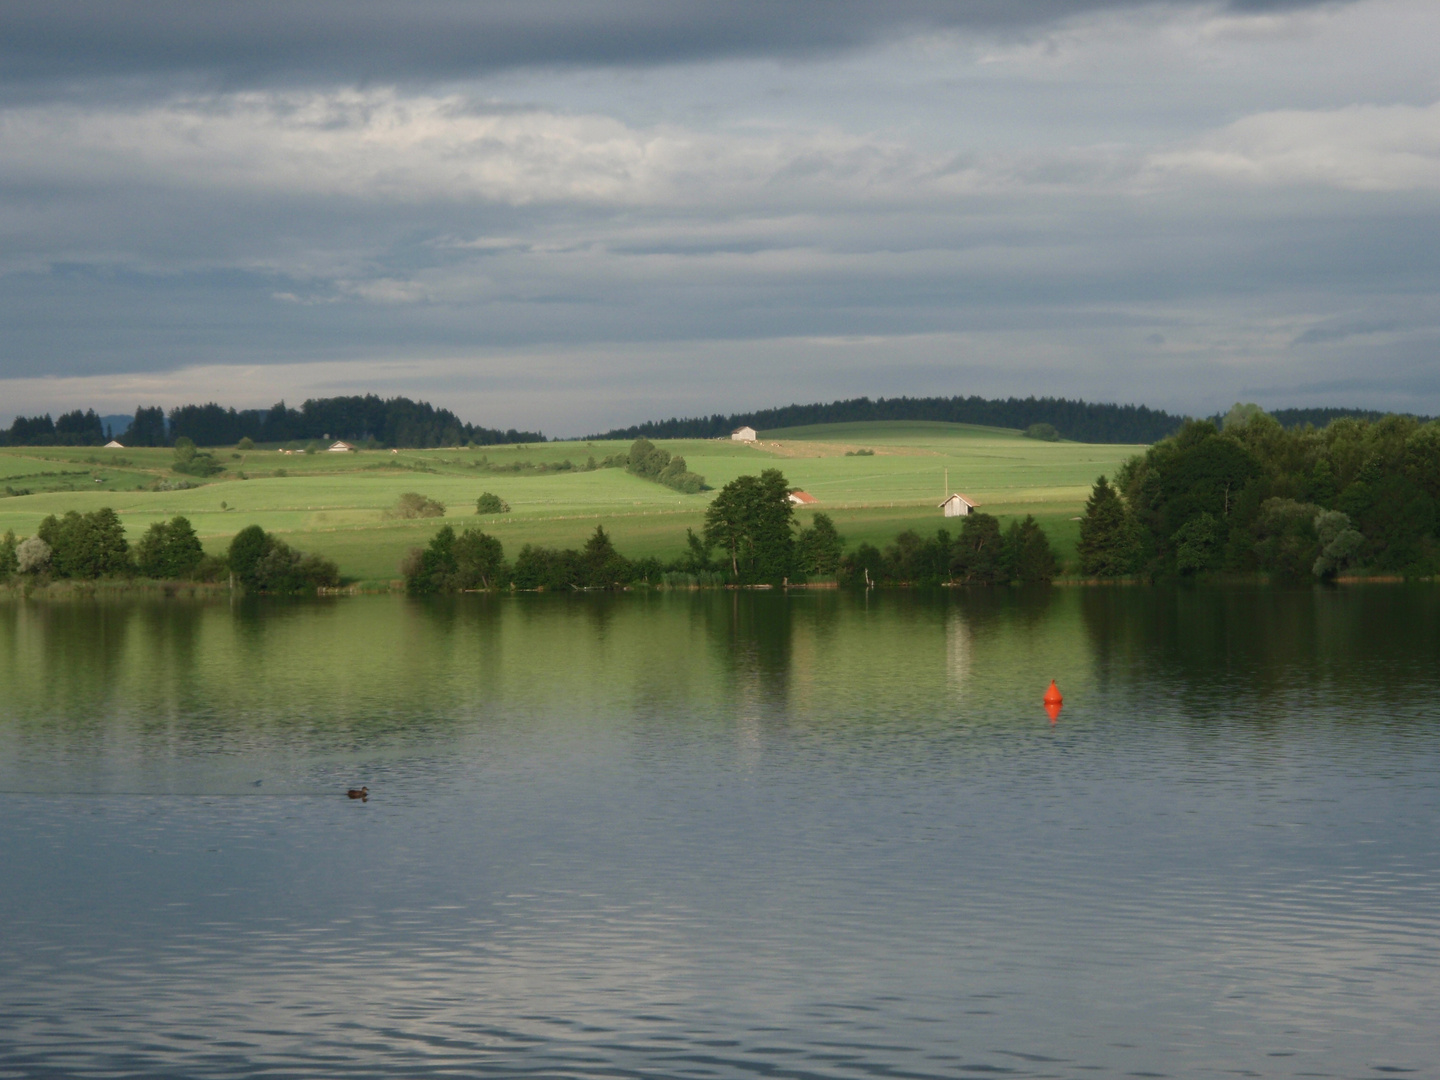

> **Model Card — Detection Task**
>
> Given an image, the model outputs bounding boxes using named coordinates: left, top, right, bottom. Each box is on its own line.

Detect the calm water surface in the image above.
left=1, top=588, right=1437, bottom=1079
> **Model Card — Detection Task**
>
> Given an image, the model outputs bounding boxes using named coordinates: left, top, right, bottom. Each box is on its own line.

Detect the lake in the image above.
left=2, top=587, right=1437, bottom=1078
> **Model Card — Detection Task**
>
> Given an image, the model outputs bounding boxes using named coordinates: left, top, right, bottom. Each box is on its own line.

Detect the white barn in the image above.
left=103, top=439, right=125, bottom=449
left=939, top=493, right=979, bottom=517
left=327, top=440, right=356, bottom=452
left=730, top=426, right=758, bottom=442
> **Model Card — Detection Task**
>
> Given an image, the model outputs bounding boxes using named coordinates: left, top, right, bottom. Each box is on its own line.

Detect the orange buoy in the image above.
left=1043, top=680, right=1063, bottom=706
left=1044, top=700, right=1063, bottom=723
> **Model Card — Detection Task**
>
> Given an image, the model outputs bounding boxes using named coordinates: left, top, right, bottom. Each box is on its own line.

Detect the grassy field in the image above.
left=0, top=423, right=1145, bottom=584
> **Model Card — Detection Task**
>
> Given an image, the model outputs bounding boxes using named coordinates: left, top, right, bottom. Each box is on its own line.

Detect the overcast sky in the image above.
left=2, top=0, right=1437, bottom=436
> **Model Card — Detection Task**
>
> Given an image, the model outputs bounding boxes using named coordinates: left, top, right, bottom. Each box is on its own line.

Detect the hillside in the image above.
left=0, top=424, right=1145, bottom=584
left=591, top=394, right=1185, bottom=444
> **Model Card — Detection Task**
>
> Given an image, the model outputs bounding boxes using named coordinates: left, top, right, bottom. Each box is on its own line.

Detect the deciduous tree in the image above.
left=703, top=469, right=794, bottom=582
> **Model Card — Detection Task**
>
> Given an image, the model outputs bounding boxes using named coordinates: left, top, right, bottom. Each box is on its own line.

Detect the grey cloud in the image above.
left=1292, top=318, right=1398, bottom=345
left=0, top=1, right=1351, bottom=91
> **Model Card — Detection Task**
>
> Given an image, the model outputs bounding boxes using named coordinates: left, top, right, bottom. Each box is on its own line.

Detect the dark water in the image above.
left=1, top=588, right=1437, bottom=1079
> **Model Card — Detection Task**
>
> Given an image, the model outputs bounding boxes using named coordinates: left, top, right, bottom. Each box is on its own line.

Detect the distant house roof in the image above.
left=327, top=440, right=355, bottom=452
left=788, top=490, right=817, bottom=505
left=730, top=425, right=758, bottom=441
left=939, top=493, right=978, bottom=509
left=103, top=439, right=125, bottom=448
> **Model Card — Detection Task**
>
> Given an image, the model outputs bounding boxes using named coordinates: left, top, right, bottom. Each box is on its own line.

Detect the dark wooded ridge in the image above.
left=4, top=395, right=1431, bottom=448
left=586, top=396, right=1432, bottom=445
left=1, top=396, right=544, bottom=448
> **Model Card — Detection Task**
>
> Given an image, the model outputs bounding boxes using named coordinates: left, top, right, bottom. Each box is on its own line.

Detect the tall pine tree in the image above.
left=1078, top=476, right=1141, bottom=577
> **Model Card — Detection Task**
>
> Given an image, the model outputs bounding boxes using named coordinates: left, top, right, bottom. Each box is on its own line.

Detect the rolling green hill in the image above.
left=0, top=423, right=1145, bottom=584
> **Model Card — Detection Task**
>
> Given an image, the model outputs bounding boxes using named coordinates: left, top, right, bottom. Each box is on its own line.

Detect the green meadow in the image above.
left=0, top=423, right=1144, bottom=585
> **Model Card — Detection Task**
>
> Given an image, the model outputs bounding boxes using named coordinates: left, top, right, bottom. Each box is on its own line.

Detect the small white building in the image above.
left=730, top=426, right=758, bottom=442
left=939, top=493, right=979, bottom=517
left=103, top=439, right=125, bottom=449
left=327, top=440, right=356, bottom=452
left=788, top=490, right=817, bottom=506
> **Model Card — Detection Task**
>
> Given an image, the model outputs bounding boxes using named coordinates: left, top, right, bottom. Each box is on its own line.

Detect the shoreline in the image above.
left=2, top=573, right=1434, bottom=601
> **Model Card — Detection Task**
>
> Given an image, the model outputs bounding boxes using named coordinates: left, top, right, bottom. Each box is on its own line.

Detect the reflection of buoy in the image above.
left=1045, top=700, right=1063, bottom=723
left=1043, top=680, right=1063, bottom=705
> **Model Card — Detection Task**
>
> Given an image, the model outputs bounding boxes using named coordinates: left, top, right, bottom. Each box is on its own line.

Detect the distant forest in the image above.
left=590, top=396, right=1432, bottom=445
left=0, top=396, right=544, bottom=448
left=2, top=394, right=1431, bottom=449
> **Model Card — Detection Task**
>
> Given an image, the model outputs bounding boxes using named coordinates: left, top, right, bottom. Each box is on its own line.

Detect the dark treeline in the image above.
left=1077, top=411, right=1440, bottom=579
left=0, top=410, right=109, bottom=446
left=160, top=396, right=543, bottom=448
left=844, top=515, right=1058, bottom=588
left=3, top=396, right=543, bottom=448
left=8, top=395, right=1432, bottom=450
left=589, top=394, right=1188, bottom=444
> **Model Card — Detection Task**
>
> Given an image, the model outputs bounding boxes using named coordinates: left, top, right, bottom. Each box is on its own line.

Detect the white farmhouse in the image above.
left=939, top=493, right=979, bottom=518
left=730, top=426, right=758, bottom=442
left=327, top=440, right=356, bottom=452
left=103, top=439, right=125, bottom=449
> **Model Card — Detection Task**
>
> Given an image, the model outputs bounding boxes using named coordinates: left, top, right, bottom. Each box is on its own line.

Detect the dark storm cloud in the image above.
left=0, top=0, right=1349, bottom=89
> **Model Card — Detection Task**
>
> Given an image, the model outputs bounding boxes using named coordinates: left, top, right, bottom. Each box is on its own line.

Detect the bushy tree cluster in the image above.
left=514, top=527, right=645, bottom=590
left=387, top=492, right=446, bottom=519
left=6, top=510, right=207, bottom=582
left=134, top=517, right=205, bottom=579
left=0, top=510, right=339, bottom=589
left=1110, top=410, right=1440, bottom=577
left=404, top=525, right=508, bottom=593
left=37, top=509, right=131, bottom=578
left=403, top=524, right=655, bottom=593
left=603, top=438, right=707, bottom=493
left=227, top=525, right=339, bottom=593
left=842, top=513, right=1057, bottom=586
left=475, top=492, right=510, bottom=514
left=171, top=436, right=224, bottom=477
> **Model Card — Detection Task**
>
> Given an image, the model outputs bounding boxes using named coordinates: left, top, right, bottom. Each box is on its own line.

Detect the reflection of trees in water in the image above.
left=391, top=594, right=509, bottom=722
left=703, top=592, right=794, bottom=756
left=135, top=602, right=208, bottom=717
left=25, top=602, right=136, bottom=721
left=1079, top=585, right=1440, bottom=718
left=944, top=588, right=1055, bottom=707
left=946, top=605, right=971, bottom=697
left=706, top=591, right=793, bottom=683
